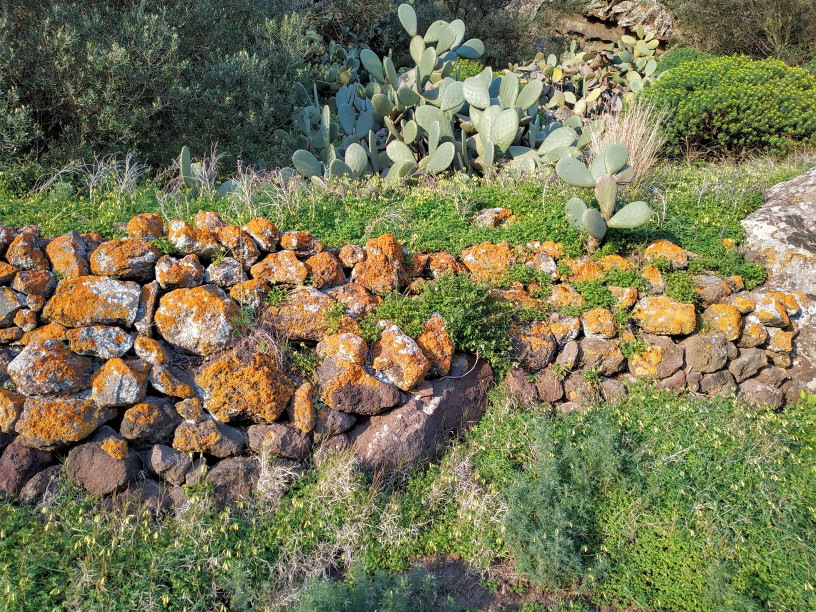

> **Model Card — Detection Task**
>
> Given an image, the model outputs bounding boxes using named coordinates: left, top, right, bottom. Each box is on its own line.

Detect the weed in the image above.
left=665, top=270, right=700, bottom=304
left=265, top=286, right=289, bottom=307
left=324, top=302, right=348, bottom=334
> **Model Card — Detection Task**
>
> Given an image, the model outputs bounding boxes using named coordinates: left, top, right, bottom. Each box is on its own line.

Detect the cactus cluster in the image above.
left=288, top=3, right=563, bottom=181
left=510, top=27, right=664, bottom=117
left=555, top=144, right=653, bottom=251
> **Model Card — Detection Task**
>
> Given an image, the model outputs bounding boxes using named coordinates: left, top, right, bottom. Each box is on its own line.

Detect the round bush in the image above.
left=653, top=46, right=712, bottom=76
left=644, top=55, right=816, bottom=156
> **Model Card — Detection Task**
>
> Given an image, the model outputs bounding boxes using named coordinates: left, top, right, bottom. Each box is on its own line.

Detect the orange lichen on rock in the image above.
left=581, top=308, right=617, bottom=338
left=338, top=245, right=365, bottom=268
left=264, top=287, right=334, bottom=342
left=608, top=286, right=638, bottom=309
left=12, top=270, right=56, bottom=297
left=305, top=252, right=346, bottom=289
left=755, top=295, right=790, bottom=328
left=292, top=382, right=315, bottom=434
left=702, top=304, right=743, bottom=341
left=126, top=213, right=164, bottom=240
left=0, top=388, right=24, bottom=433
left=133, top=336, right=169, bottom=365
left=427, top=252, right=467, bottom=278
left=242, top=217, right=280, bottom=252
left=372, top=322, right=430, bottom=391
left=767, top=291, right=800, bottom=316
left=154, top=284, right=238, bottom=355
left=644, top=239, right=688, bottom=269
left=21, top=323, right=67, bottom=345
left=148, top=364, right=196, bottom=398
left=316, top=357, right=400, bottom=415
left=351, top=234, right=408, bottom=295
left=197, top=352, right=294, bottom=423
left=213, top=225, right=260, bottom=266
left=460, top=241, right=514, bottom=282
left=599, top=254, right=632, bottom=272
left=101, top=437, right=129, bottom=460
left=416, top=313, right=454, bottom=377
left=155, top=254, right=204, bottom=289
left=91, top=358, right=149, bottom=407
left=632, top=296, right=697, bottom=336
left=15, top=396, right=116, bottom=450
left=7, top=340, right=91, bottom=395
left=250, top=250, right=308, bottom=285
left=167, top=220, right=220, bottom=257
left=548, top=284, right=585, bottom=309
left=89, top=239, right=160, bottom=280
left=642, top=265, right=664, bottom=292
left=628, top=343, right=665, bottom=378
left=43, top=276, right=142, bottom=327
left=316, top=332, right=368, bottom=365
left=563, top=257, right=604, bottom=282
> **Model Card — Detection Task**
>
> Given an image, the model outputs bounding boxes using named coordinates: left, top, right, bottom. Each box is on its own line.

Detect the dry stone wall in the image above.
left=0, top=203, right=805, bottom=508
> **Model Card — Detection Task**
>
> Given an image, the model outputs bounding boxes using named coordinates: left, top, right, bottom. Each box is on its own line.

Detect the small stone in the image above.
left=196, top=352, right=294, bottom=423
left=473, top=207, right=516, bottom=227
left=599, top=254, right=632, bottom=272
left=510, top=322, right=558, bottom=371
left=120, top=398, right=181, bottom=447
left=313, top=405, right=356, bottom=443
left=767, top=291, right=800, bottom=316
left=527, top=252, right=558, bottom=280
left=247, top=423, right=311, bottom=460
left=8, top=340, right=92, bottom=395
left=563, top=257, right=604, bottom=282
left=632, top=296, right=696, bottom=336
left=167, top=220, right=220, bottom=257
left=702, top=304, right=743, bottom=341
left=372, top=322, right=430, bottom=391
left=548, top=284, right=585, bottom=309
left=754, top=366, right=790, bottom=388
left=563, top=372, right=599, bottom=405
left=6, top=229, right=49, bottom=270
left=155, top=254, right=205, bottom=289
left=20, top=323, right=66, bottom=345
left=0, top=287, right=25, bottom=328
left=771, top=351, right=792, bottom=368
left=682, top=333, right=730, bottom=373
left=172, top=418, right=244, bottom=458
left=535, top=366, right=565, bottom=404
left=728, top=348, right=768, bottom=382
left=126, top=213, right=164, bottom=240
left=326, top=282, right=380, bottom=319
left=738, top=379, right=784, bottom=410
left=416, top=313, right=455, bottom=377
left=609, top=286, right=638, bottom=309
left=148, top=364, right=196, bottom=398
left=351, top=234, right=409, bottom=295
left=737, top=314, right=768, bottom=348
left=175, top=397, right=207, bottom=422
left=0, top=262, right=17, bottom=284
left=338, top=245, right=365, bottom=268
left=315, top=357, right=400, bottom=415
left=229, top=279, right=269, bottom=314
left=460, top=241, right=514, bottom=283
left=700, top=370, right=737, bottom=397
left=644, top=239, right=687, bottom=269
left=263, top=287, right=334, bottom=342
left=599, top=377, right=628, bottom=401
left=292, top=382, right=315, bottom=434
left=305, top=252, right=346, bottom=289
left=280, top=230, right=322, bottom=256
left=642, top=265, right=665, bottom=292
left=0, top=327, right=22, bottom=343
left=133, top=336, right=169, bottom=365
left=754, top=295, right=790, bottom=328
left=204, top=257, right=244, bottom=288
left=659, top=369, right=686, bottom=391
left=316, top=333, right=369, bottom=365
left=13, top=309, right=37, bottom=332
left=581, top=308, right=617, bottom=339
left=767, top=328, right=795, bottom=354
left=15, top=396, right=116, bottom=450
left=18, top=465, right=62, bottom=506
left=213, top=226, right=260, bottom=268
left=427, top=252, right=467, bottom=278
left=242, top=218, right=280, bottom=252
left=205, top=457, right=259, bottom=509
left=154, top=285, right=238, bottom=355
left=692, top=275, right=732, bottom=307
left=65, top=429, right=138, bottom=496
left=89, top=239, right=160, bottom=281
left=0, top=389, right=24, bottom=433
left=731, top=295, right=755, bottom=314
left=579, top=337, right=626, bottom=376
left=0, top=438, right=53, bottom=499
left=43, top=276, right=142, bottom=328
left=92, top=358, right=149, bottom=407
left=194, top=211, right=226, bottom=231
left=66, top=325, right=134, bottom=359
left=250, top=250, right=308, bottom=285
left=134, top=281, right=160, bottom=337
left=12, top=270, right=56, bottom=297
left=145, top=444, right=191, bottom=485
left=555, top=340, right=580, bottom=369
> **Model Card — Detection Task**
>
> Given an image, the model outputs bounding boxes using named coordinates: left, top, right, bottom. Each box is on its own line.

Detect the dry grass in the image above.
left=590, top=101, right=668, bottom=186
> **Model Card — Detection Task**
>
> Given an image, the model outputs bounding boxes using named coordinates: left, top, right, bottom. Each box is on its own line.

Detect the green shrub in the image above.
left=653, top=47, right=712, bottom=76
left=0, top=0, right=315, bottom=180
left=505, top=390, right=816, bottom=609
left=644, top=55, right=816, bottom=156
left=808, top=56, right=816, bottom=74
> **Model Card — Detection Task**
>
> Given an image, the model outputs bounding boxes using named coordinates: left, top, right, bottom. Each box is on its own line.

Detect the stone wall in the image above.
left=0, top=207, right=804, bottom=508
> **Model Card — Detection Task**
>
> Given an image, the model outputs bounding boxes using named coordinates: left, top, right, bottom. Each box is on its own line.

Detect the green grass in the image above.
left=1, top=157, right=809, bottom=286
left=1, top=388, right=813, bottom=610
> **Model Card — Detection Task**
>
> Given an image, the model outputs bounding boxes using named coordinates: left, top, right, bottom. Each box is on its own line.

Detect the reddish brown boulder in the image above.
left=247, top=423, right=311, bottom=460
left=65, top=428, right=139, bottom=496
left=120, top=398, right=181, bottom=447
left=0, top=437, right=53, bottom=499
left=315, top=356, right=400, bottom=415
left=12, top=270, right=56, bottom=298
